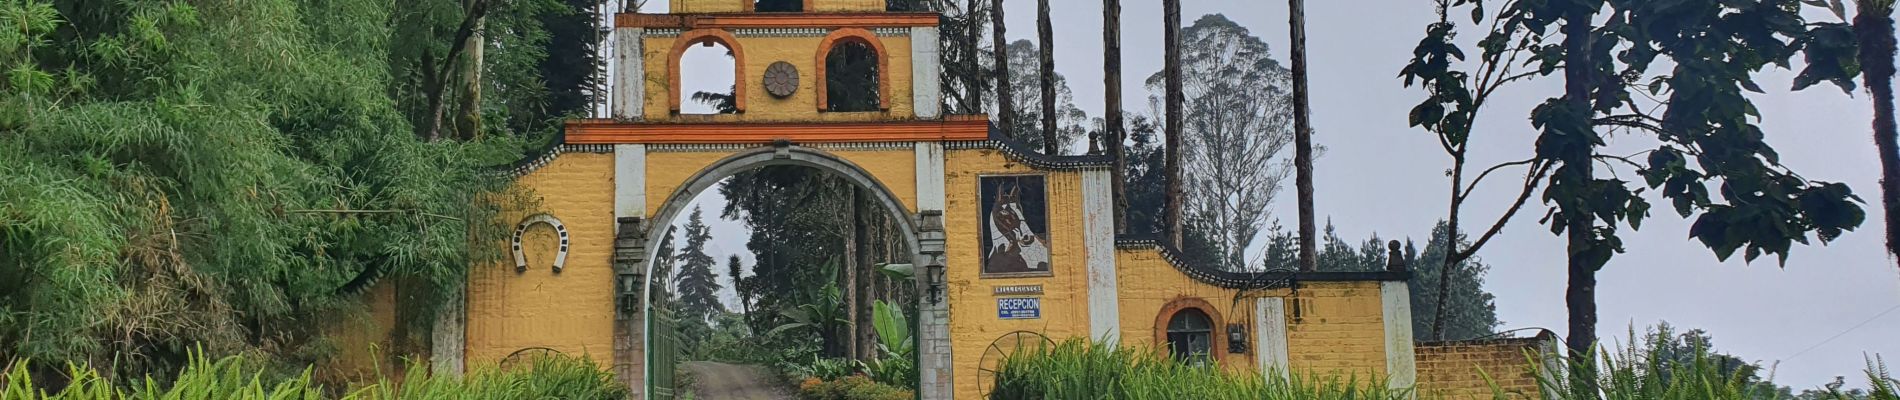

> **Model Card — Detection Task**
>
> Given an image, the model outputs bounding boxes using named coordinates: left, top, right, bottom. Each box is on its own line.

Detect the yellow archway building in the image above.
left=431, top=1, right=1426, bottom=399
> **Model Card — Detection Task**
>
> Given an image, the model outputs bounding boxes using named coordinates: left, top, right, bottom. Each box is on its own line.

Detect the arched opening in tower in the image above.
left=825, top=41, right=880, bottom=112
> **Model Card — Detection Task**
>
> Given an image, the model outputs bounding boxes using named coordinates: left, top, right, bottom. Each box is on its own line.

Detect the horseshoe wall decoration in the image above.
left=512, top=213, right=570, bottom=273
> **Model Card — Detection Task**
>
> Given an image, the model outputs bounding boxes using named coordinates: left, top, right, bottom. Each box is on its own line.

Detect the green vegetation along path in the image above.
left=682, top=361, right=792, bottom=400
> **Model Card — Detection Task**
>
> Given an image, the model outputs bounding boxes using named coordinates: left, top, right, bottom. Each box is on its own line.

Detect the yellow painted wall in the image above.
left=810, top=0, right=883, bottom=12
left=668, top=0, right=884, bottom=13
left=671, top=0, right=745, bottom=13
left=465, top=153, right=619, bottom=365
left=1112, top=249, right=1258, bottom=372
left=643, top=34, right=915, bottom=122
left=462, top=146, right=1402, bottom=398
left=942, top=148, right=1095, bottom=396
left=641, top=149, right=918, bottom=218
left=1114, top=252, right=1393, bottom=377
left=1282, top=280, right=1390, bottom=377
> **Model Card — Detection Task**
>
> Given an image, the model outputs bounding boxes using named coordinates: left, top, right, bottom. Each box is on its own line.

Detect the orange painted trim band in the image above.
left=564, top=118, right=990, bottom=144
left=617, top=13, right=940, bottom=29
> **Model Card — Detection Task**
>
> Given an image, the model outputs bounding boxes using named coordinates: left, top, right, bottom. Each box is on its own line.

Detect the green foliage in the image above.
left=1521, top=330, right=1896, bottom=400
left=766, top=260, right=848, bottom=341
left=0, top=0, right=589, bottom=381
left=786, top=357, right=860, bottom=382
left=673, top=206, right=726, bottom=354
left=989, top=339, right=1404, bottom=400
left=0, top=351, right=627, bottom=399
left=861, top=300, right=914, bottom=388
left=795, top=375, right=913, bottom=400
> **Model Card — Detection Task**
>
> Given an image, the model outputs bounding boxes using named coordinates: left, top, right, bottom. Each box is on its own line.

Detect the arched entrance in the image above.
left=627, top=144, right=948, bottom=399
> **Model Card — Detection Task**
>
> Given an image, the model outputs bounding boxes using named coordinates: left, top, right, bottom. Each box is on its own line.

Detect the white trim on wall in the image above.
left=1255, top=297, right=1290, bottom=379
left=1382, top=281, right=1418, bottom=392
left=612, top=27, right=645, bottom=120
left=909, top=26, right=941, bottom=119
left=915, top=142, right=945, bottom=211
left=1082, top=169, right=1119, bottom=342
left=614, top=144, right=647, bottom=221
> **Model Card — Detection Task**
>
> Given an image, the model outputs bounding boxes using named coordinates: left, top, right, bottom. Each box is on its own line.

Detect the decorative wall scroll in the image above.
left=512, top=213, right=570, bottom=273
left=979, top=175, right=1051, bottom=277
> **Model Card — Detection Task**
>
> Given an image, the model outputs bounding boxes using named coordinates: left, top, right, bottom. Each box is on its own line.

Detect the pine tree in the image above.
left=727, top=254, right=749, bottom=319
left=676, top=207, right=726, bottom=327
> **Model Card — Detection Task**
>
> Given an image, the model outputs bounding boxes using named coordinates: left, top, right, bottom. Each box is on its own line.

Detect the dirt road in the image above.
left=681, top=361, right=793, bottom=400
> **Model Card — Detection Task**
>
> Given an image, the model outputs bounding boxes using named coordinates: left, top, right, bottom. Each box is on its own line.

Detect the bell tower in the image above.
left=605, top=0, right=945, bottom=124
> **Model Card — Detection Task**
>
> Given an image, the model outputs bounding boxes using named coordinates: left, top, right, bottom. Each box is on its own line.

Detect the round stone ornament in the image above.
left=764, top=61, right=800, bottom=98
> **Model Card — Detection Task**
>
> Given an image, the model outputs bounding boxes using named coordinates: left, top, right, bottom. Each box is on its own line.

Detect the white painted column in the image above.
left=915, top=142, right=945, bottom=210
left=612, top=27, right=646, bottom=120
left=1081, top=168, right=1120, bottom=343
left=913, top=142, right=951, bottom=400
left=614, top=144, right=647, bottom=221
left=1255, top=297, right=1289, bottom=380
left=910, top=26, right=942, bottom=119
left=1382, top=281, right=1418, bottom=392
left=613, top=143, right=647, bottom=399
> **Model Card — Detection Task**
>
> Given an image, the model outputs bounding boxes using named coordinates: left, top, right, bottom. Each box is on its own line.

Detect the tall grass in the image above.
left=989, top=339, right=1403, bottom=400
left=0, top=351, right=627, bottom=399
left=1522, top=339, right=1898, bottom=400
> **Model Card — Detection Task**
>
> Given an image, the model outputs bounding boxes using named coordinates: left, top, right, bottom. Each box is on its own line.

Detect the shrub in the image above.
left=989, top=338, right=1402, bottom=400
left=795, top=375, right=912, bottom=400
left=0, top=351, right=628, bottom=399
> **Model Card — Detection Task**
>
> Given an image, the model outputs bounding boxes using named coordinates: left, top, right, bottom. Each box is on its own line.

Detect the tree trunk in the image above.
left=843, top=188, right=861, bottom=361
left=1037, top=0, right=1057, bottom=155
left=1104, top=0, right=1127, bottom=233
left=1857, top=5, right=1900, bottom=271
left=1560, top=8, right=1601, bottom=397
left=1162, top=0, right=1184, bottom=247
left=422, top=49, right=445, bottom=142
left=991, top=0, right=1014, bottom=134
left=420, top=0, right=488, bottom=142
left=456, top=0, right=485, bottom=140
left=1288, top=0, right=1318, bottom=272
left=855, top=193, right=877, bottom=361
left=964, top=0, right=985, bottom=114
left=1431, top=227, right=1456, bottom=339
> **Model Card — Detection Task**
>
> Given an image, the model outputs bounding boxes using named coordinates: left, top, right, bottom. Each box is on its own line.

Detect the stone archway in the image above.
left=621, top=143, right=950, bottom=400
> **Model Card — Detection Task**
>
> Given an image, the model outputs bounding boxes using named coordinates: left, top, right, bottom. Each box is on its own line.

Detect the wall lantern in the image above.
left=1227, top=323, right=1249, bottom=354
left=617, top=272, right=642, bottom=319
left=927, top=263, right=947, bottom=303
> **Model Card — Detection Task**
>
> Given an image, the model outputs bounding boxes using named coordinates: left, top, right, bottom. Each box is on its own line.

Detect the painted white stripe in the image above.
left=1082, top=169, right=1120, bottom=343
left=1382, top=281, right=1418, bottom=391
left=615, top=144, right=646, bottom=221
left=909, top=27, right=941, bottom=119
left=1255, top=297, right=1289, bottom=379
left=612, top=27, right=645, bottom=120
left=914, top=142, right=945, bottom=211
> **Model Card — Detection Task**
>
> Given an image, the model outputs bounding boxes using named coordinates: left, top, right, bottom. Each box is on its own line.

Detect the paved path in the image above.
left=681, top=361, right=793, bottom=400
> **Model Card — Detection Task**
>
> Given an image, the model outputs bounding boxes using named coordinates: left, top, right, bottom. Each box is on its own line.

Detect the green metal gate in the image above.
left=649, top=306, right=680, bottom=400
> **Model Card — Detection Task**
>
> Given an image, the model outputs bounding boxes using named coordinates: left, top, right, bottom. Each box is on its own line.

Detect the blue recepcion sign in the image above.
left=997, top=297, right=1041, bottom=320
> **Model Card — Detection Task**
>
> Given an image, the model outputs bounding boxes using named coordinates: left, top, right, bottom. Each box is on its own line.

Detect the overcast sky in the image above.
left=641, top=0, right=1900, bottom=389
